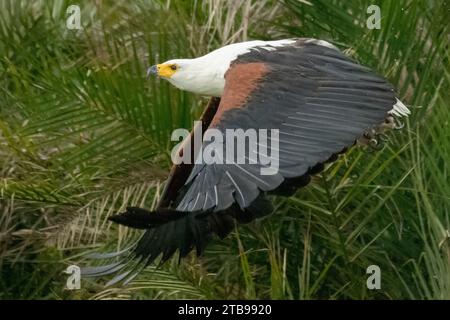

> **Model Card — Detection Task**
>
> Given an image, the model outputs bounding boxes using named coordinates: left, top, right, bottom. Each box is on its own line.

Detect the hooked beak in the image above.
left=146, top=65, right=158, bottom=78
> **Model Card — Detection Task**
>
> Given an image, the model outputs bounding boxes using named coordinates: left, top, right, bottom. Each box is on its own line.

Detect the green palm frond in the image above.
left=0, top=0, right=449, bottom=299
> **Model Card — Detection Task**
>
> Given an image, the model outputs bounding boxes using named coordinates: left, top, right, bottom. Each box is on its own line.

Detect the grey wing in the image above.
left=176, top=41, right=397, bottom=212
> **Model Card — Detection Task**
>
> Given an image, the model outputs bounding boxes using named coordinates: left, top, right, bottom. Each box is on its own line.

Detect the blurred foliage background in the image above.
left=0, top=0, right=449, bottom=299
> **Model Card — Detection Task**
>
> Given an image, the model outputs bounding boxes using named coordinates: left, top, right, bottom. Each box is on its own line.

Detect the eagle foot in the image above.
left=368, top=136, right=385, bottom=151
left=393, top=116, right=405, bottom=130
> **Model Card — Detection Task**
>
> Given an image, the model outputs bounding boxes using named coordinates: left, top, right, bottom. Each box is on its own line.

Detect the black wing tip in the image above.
left=108, top=207, right=188, bottom=229
left=95, top=199, right=272, bottom=281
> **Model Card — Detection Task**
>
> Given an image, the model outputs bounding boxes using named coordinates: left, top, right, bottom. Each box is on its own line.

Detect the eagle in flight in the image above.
left=83, top=38, right=410, bottom=284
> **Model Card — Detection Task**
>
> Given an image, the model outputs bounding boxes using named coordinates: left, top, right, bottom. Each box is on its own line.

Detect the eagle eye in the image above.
left=170, top=64, right=178, bottom=71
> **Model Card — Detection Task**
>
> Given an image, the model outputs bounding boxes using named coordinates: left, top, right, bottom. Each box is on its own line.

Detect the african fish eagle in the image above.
left=84, top=38, right=410, bottom=283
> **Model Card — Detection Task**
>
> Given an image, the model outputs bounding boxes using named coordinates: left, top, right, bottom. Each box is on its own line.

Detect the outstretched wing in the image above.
left=176, top=40, right=397, bottom=213
left=101, top=39, right=409, bottom=276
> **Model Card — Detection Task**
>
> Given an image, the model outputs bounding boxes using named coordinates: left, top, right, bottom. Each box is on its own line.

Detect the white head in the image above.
left=147, top=39, right=298, bottom=97
left=147, top=58, right=226, bottom=97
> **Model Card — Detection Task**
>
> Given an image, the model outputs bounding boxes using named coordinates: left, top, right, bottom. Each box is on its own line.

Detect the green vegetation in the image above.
left=0, top=0, right=449, bottom=299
